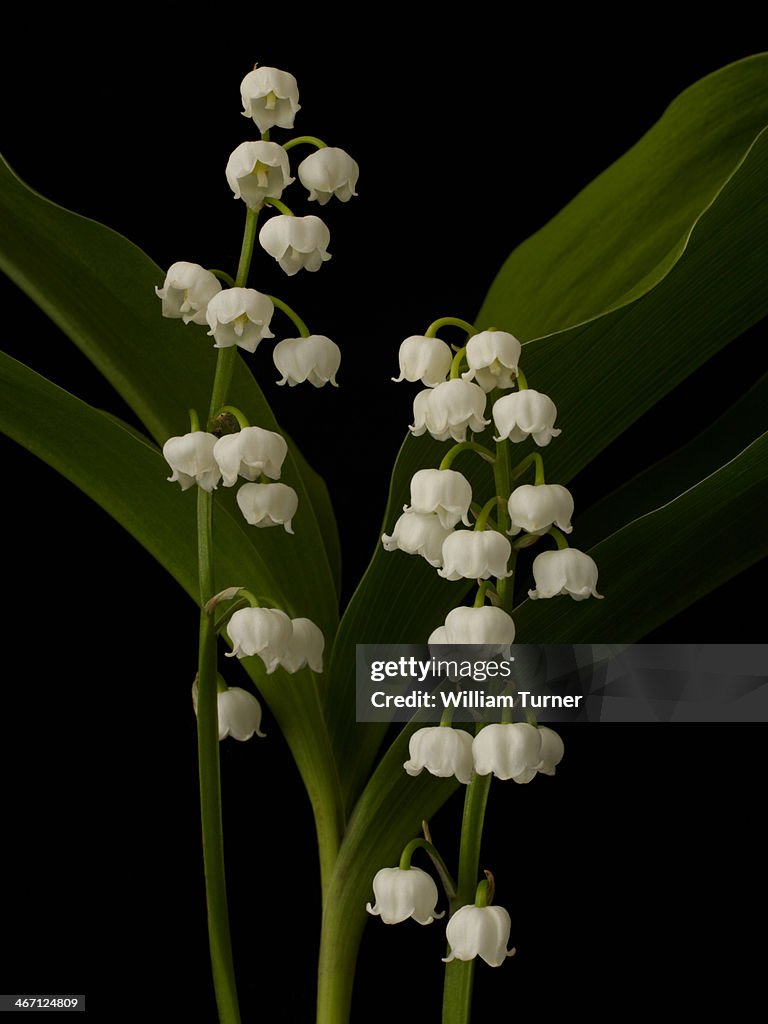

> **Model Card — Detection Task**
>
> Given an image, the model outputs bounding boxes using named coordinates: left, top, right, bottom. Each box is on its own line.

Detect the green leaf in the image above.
left=0, top=351, right=343, bottom=874
left=480, top=54, right=768, bottom=336
left=328, top=110, right=768, bottom=813
left=512, top=431, right=768, bottom=641
left=0, top=152, right=341, bottom=618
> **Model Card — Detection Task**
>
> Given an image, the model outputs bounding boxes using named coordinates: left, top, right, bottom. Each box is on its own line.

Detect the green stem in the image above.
left=450, top=346, right=467, bottom=379
left=510, top=451, right=546, bottom=486
left=216, top=405, right=250, bottom=430
left=474, top=496, right=503, bottom=532
left=492, top=435, right=514, bottom=612
left=473, top=581, right=497, bottom=607
left=283, top=135, right=328, bottom=151
left=439, top=441, right=496, bottom=471
left=399, top=839, right=456, bottom=896
left=207, top=207, right=260, bottom=426
left=268, top=295, right=311, bottom=337
left=208, top=268, right=236, bottom=287
left=264, top=196, right=295, bottom=217
left=442, top=769, right=492, bottom=1023
left=549, top=526, right=570, bottom=550
left=516, top=367, right=529, bottom=390
left=196, top=488, right=241, bottom=1024
left=425, top=316, right=477, bottom=338
left=189, top=408, right=201, bottom=432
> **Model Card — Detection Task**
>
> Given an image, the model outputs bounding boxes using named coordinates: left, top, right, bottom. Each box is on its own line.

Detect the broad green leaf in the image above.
left=0, top=153, right=341, bottom=619
left=512, top=431, right=768, bottom=640
left=328, top=81, right=768, bottom=812
left=0, top=351, right=343, bottom=862
left=480, top=54, right=768, bottom=336
left=575, top=371, right=768, bottom=549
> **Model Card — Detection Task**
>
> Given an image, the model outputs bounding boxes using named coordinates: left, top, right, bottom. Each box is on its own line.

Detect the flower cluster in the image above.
left=155, top=65, right=358, bottom=390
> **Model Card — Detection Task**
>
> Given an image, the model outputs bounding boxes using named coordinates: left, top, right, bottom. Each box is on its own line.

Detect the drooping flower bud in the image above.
left=410, top=380, right=489, bottom=443
left=155, top=262, right=222, bottom=325
left=213, top=427, right=288, bottom=487
left=225, top=606, right=293, bottom=671
left=443, top=905, right=515, bottom=967
left=281, top=617, right=325, bottom=674
left=273, top=335, right=340, bottom=387
left=403, top=727, right=474, bottom=785
left=438, top=605, right=516, bottom=645
left=472, top=723, right=543, bottom=781
left=236, top=482, right=299, bottom=533
left=163, top=432, right=221, bottom=492
left=205, top=288, right=275, bottom=353
left=192, top=679, right=266, bottom=741
left=405, top=469, right=472, bottom=528
left=259, top=215, right=331, bottom=276
left=462, top=330, right=521, bottom=392
left=225, top=141, right=293, bottom=211
left=367, top=867, right=443, bottom=925
left=382, top=511, right=453, bottom=567
left=492, top=390, right=561, bottom=446
left=298, top=147, right=359, bottom=205
left=507, top=484, right=574, bottom=536
left=438, top=530, right=512, bottom=581
left=240, top=66, right=300, bottom=133
left=392, top=336, right=452, bottom=388
left=528, top=548, right=603, bottom=601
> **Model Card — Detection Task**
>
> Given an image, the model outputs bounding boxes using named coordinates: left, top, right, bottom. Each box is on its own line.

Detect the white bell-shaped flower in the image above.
left=206, top=288, right=275, bottom=353
left=403, top=726, right=474, bottom=785
left=240, top=66, right=300, bottom=133
left=493, top=390, right=561, bottom=446
left=366, top=867, right=443, bottom=926
left=507, top=484, right=574, bottom=536
left=533, top=727, right=565, bottom=778
left=213, top=427, right=288, bottom=487
left=273, top=335, right=340, bottom=387
left=410, top=380, right=489, bottom=443
left=472, top=723, right=543, bottom=781
left=393, top=336, right=452, bottom=388
left=259, top=215, right=331, bottom=276
left=225, top=141, right=293, bottom=211
left=155, top=262, right=222, bottom=325
left=443, top=905, right=515, bottom=967
left=226, top=606, right=293, bottom=672
left=382, top=512, right=453, bottom=568
left=439, top=530, right=512, bottom=581
left=528, top=548, right=603, bottom=601
left=298, top=147, right=359, bottom=205
left=236, top=482, right=298, bottom=533
left=462, top=331, right=522, bottom=392
left=281, top=617, right=325, bottom=674
left=192, top=680, right=266, bottom=741
left=163, top=432, right=220, bottom=492
left=441, top=605, right=516, bottom=645
left=405, top=469, right=472, bottom=528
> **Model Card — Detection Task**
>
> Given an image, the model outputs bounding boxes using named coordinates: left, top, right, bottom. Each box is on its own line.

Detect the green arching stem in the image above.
left=283, top=135, right=328, bottom=151
left=214, top=598, right=248, bottom=635
left=439, top=440, right=495, bottom=471
left=264, top=196, right=295, bottom=217
left=196, top=488, right=241, bottom=1024
left=439, top=703, right=456, bottom=727
left=516, top=367, right=529, bottom=390
left=399, top=838, right=456, bottom=895
left=549, top=526, right=570, bottom=550
left=473, top=580, right=497, bottom=607
left=475, top=878, right=491, bottom=908
left=268, top=295, right=311, bottom=338
left=216, top=405, right=250, bottom=430
left=450, top=346, right=467, bottom=379
left=208, top=268, right=236, bottom=287
left=237, top=588, right=261, bottom=607
left=510, top=451, right=546, bottom=486
left=261, top=130, right=270, bottom=142
left=189, top=408, right=201, bottom=432
left=425, top=316, right=477, bottom=338
left=207, top=207, right=260, bottom=427
left=442, top=767, right=492, bottom=1023
left=474, top=496, right=503, bottom=532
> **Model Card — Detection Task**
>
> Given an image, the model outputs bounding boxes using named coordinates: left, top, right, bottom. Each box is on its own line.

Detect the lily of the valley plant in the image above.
left=1, top=55, right=766, bottom=1024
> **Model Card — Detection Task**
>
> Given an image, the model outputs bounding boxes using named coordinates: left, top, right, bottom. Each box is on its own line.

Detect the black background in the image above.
left=0, top=20, right=765, bottom=1022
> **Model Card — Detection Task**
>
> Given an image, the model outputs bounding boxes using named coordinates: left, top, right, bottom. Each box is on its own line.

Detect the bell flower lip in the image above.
left=462, top=331, right=522, bottom=392
left=155, top=262, right=222, bottom=325
left=382, top=511, right=453, bottom=567
left=507, top=483, right=574, bottom=536
left=205, top=288, right=275, bottom=353
left=443, top=905, right=515, bottom=967
left=393, top=336, right=453, bottom=388
left=366, top=866, right=444, bottom=926
left=472, top=723, right=543, bottom=781
left=236, top=482, right=299, bottom=534
left=403, top=726, right=474, bottom=785
left=298, top=147, right=359, bottom=204
left=225, top=606, right=293, bottom=672
left=259, top=215, right=332, bottom=276
left=528, top=548, right=603, bottom=601
left=492, top=390, right=561, bottom=446
left=273, top=335, right=341, bottom=387
left=281, top=617, right=325, bottom=674
left=225, top=141, right=293, bottom=210
left=163, top=432, right=220, bottom=492
left=213, top=426, right=288, bottom=487
left=410, top=379, right=490, bottom=443
left=240, top=66, right=301, bottom=133
left=405, top=468, right=473, bottom=528
left=438, top=530, right=512, bottom=581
